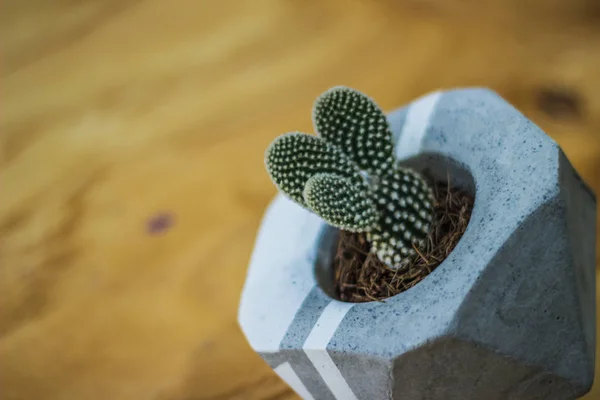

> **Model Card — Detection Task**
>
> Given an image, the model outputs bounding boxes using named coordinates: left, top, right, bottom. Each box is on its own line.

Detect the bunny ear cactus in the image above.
left=303, top=173, right=378, bottom=232
left=264, top=86, right=435, bottom=268
left=312, top=86, right=395, bottom=177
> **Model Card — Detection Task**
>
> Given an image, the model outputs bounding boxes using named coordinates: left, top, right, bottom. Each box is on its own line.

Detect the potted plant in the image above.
left=238, top=86, right=596, bottom=400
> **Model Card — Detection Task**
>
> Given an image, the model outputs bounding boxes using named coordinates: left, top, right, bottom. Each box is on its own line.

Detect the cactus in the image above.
left=264, top=86, right=435, bottom=267
left=303, top=173, right=378, bottom=232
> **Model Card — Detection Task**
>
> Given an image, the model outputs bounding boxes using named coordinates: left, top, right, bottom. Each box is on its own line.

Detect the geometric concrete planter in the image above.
left=238, top=88, right=597, bottom=399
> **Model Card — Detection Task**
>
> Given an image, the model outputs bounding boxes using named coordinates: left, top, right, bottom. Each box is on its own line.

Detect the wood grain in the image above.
left=1, top=0, right=600, bottom=399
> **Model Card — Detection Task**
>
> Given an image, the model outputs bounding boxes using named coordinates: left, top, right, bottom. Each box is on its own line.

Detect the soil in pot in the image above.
left=333, top=179, right=474, bottom=303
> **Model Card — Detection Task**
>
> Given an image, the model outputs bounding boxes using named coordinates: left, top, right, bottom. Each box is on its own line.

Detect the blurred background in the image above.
left=2, top=0, right=600, bottom=399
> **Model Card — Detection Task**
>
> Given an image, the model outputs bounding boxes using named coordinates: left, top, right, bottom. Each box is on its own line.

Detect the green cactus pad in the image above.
left=312, top=86, right=395, bottom=177
left=367, top=167, right=435, bottom=266
left=264, top=132, right=367, bottom=206
left=303, top=173, right=378, bottom=232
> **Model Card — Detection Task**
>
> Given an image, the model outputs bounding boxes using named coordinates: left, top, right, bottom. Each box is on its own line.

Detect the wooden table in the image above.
left=2, top=1, right=600, bottom=398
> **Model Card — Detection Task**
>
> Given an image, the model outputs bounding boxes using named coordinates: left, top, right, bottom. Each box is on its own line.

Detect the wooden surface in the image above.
left=2, top=0, right=600, bottom=399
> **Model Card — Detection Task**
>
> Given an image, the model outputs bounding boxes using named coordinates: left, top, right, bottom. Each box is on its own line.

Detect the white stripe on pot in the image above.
left=238, top=195, right=326, bottom=353
left=303, top=301, right=358, bottom=400
left=394, top=91, right=442, bottom=161
left=274, top=362, right=316, bottom=400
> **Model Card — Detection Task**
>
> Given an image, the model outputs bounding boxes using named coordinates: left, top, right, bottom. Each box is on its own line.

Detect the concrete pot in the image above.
left=238, top=88, right=597, bottom=399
